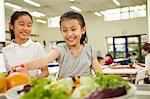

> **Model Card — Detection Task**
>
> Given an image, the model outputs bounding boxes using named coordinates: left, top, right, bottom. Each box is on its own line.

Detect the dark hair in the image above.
left=132, top=52, right=137, bottom=56
left=127, top=53, right=131, bottom=57
left=10, top=11, right=33, bottom=40
left=97, top=56, right=104, bottom=61
left=106, top=53, right=113, bottom=59
left=142, top=42, right=150, bottom=53
left=59, top=11, right=88, bottom=44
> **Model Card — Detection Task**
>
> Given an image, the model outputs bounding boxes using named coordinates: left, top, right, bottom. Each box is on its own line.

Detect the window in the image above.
left=106, top=34, right=146, bottom=59
left=107, top=37, right=113, bottom=54
left=103, top=4, right=146, bottom=21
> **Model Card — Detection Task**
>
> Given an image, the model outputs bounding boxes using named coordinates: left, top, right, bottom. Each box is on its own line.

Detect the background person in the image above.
left=97, top=56, right=105, bottom=66
left=141, top=43, right=150, bottom=75
left=105, top=53, right=114, bottom=65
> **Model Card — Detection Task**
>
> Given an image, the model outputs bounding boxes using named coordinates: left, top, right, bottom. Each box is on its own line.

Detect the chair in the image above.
left=135, top=69, right=149, bottom=85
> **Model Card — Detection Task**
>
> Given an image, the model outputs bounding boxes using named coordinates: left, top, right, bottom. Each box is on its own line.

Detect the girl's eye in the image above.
left=62, top=30, right=67, bottom=33
left=27, top=24, right=32, bottom=27
left=72, top=28, right=76, bottom=31
left=19, top=23, right=24, bottom=26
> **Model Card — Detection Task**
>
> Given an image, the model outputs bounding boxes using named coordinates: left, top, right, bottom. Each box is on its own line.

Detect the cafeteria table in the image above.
left=102, top=67, right=141, bottom=83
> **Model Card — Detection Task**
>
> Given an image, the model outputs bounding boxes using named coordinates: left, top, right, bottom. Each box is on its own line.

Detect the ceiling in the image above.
left=4, top=0, right=147, bottom=20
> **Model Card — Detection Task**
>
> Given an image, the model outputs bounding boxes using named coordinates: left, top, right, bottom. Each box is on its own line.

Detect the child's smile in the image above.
left=61, top=19, right=85, bottom=46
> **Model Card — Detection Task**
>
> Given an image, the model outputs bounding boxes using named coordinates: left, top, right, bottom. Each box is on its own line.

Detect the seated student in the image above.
left=133, top=43, right=150, bottom=84
left=127, top=53, right=132, bottom=63
left=105, top=53, right=114, bottom=65
left=141, top=43, right=150, bottom=74
left=133, top=43, right=150, bottom=69
left=130, top=52, right=137, bottom=64
left=97, top=56, right=105, bottom=66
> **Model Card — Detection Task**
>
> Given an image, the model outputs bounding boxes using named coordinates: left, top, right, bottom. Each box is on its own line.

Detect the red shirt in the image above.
left=105, top=57, right=113, bottom=65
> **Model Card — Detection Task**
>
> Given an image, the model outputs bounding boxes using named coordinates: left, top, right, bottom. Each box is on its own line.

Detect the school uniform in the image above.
left=2, top=39, right=46, bottom=77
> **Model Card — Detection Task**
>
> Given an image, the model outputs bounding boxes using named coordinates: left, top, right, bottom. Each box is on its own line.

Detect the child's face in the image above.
left=141, top=49, right=148, bottom=56
left=10, top=15, right=32, bottom=41
left=60, top=19, right=85, bottom=46
left=99, top=59, right=105, bottom=65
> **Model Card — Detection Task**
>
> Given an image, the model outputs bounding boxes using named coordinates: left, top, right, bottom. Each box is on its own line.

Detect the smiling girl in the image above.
left=14, top=11, right=102, bottom=78
left=2, top=11, right=49, bottom=79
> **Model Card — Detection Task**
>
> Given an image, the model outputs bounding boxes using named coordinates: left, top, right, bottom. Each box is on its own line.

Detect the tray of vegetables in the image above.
left=4, top=73, right=136, bottom=99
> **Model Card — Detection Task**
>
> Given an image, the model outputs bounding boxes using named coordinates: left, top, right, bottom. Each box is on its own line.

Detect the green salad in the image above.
left=20, top=73, right=131, bottom=99
left=94, top=72, right=130, bottom=90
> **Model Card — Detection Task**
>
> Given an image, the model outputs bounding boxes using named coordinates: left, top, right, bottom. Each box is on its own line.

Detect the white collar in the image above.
left=9, top=39, right=33, bottom=48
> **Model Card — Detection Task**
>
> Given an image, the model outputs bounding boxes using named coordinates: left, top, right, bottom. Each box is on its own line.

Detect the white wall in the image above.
left=148, top=0, right=150, bottom=43
left=0, top=0, right=5, bottom=42
left=85, top=15, right=148, bottom=57
left=5, top=11, right=148, bottom=57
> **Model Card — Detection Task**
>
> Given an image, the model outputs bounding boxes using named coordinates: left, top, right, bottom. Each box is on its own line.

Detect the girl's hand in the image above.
left=12, top=64, right=29, bottom=76
left=5, top=70, right=12, bottom=77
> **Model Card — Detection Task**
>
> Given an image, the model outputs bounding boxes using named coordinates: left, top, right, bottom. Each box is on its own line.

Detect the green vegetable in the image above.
left=29, top=78, right=51, bottom=87
left=94, top=72, right=130, bottom=90
left=21, top=73, right=131, bottom=99
left=50, top=78, right=74, bottom=95
left=21, top=78, right=71, bottom=99
left=0, top=72, right=5, bottom=77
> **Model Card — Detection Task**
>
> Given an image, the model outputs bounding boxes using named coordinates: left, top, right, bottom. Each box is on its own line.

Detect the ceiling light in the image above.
left=70, top=6, right=81, bottom=12
left=24, top=0, right=40, bottom=7
left=4, top=2, right=22, bottom=10
left=30, top=11, right=45, bottom=18
left=94, top=12, right=102, bottom=17
left=70, top=0, right=75, bottom=2
left=36, top=19, right=47, bottom=24
left=112, top=0, right=120, bottom=6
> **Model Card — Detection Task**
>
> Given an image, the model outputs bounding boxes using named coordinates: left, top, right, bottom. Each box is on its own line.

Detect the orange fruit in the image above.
left=6, top=72, right=30, bottom=89
left=0, top=76, right=7, bottom=93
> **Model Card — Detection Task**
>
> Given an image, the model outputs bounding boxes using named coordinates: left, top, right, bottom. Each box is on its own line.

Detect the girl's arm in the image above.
left=92, top=57, right=102, bottom=73
left=23, top=49, right=59, bottom=70
left=35, top=66, right=49, bottom=79
left=31, top=43, right=49, bottom=79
